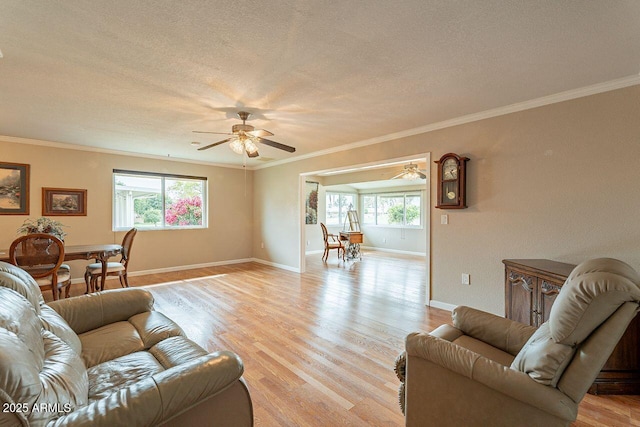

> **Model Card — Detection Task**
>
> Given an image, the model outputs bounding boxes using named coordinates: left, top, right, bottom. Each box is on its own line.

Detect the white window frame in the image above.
left=112, top=169, right=208, bottom=231
left=361, top=191, right=423, bottom=228
left=325, top=191, right=357, bottom=227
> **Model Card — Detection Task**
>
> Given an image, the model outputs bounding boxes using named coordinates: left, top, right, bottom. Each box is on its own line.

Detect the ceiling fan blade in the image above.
left=257, top=137, right=296, bottom=153
left=391, top=172, right=405, bottom=179
left=248, top=129, right=274, bottom=137
left=417, top=171, right=427, bottom=179
left=247, top=150, right=260, bottom=158
left=193, top=130, right=233, bottom=135
left=197, top=138, right=232, bottom=151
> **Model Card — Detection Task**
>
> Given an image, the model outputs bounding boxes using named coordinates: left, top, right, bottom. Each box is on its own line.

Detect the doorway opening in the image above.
left=299, top=153, right=431, bottom=304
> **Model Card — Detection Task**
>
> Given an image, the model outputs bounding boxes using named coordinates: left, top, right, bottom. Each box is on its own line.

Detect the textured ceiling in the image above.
left=1, top=1, right=639, bottom=167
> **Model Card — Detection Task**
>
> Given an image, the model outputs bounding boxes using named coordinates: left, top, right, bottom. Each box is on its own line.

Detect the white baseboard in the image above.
left=360, top=246, right=426, bottom=257
left=305, top=249, right=324, bottom=255
left=69, top=258, right=255, bottom=284
left=428, top=300, right=456, bottom=312
left=251, top=257, right=301, bottom=273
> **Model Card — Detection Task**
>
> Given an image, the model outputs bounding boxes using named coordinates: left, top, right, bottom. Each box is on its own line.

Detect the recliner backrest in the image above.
left=557, top=301, right=638, bottom=401
left=511, top=258, right=640, bottom=394
left=548, top=258, right=640, bottom=345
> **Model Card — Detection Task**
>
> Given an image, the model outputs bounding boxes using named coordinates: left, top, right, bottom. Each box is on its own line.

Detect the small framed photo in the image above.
left=42, top=188, right=87, bottom=216
left=0, top=162, right=30, bottom=215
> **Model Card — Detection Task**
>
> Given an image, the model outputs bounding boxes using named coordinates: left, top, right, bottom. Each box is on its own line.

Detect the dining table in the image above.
left=0, top=243, right=123, bottom=292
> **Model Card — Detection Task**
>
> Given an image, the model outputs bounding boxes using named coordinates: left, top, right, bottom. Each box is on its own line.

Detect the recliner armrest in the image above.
left=405, top=332, right=577, bottom=422
left=47, top=288, right=155, bottom=334
left=452, top=306, right=536, bottom=355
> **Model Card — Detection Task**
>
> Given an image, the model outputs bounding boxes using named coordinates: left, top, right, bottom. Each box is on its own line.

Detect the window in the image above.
left=325, top=192, right=356, bottom=226
left=113, top=170, right=207, bottom=231
left=361, top=191, right=422, bottom=227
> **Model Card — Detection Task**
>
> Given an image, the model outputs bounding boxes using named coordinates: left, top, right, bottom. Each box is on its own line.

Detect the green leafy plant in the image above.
left=17, top=217, right=67, bottom=240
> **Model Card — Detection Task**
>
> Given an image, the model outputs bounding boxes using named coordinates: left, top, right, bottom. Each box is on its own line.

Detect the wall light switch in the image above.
left=462, top=273, right=470, bottom=285
left=441, top=214, right=448, bottom=225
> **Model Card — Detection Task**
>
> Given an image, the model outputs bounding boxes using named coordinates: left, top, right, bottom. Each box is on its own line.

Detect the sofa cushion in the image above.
left=511, top=322, right=575, bottom=387
left=79, top=321, right=145, bottom=368
left=549, top=258, right=640, bottom=345
left=87, top=351, right=164, bottom=401
left=0, top=261, right=45, bottom=312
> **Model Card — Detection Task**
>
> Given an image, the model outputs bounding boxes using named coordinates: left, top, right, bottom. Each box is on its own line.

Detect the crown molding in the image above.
left=254, top=74, right=640, bottom=170
left=0, top=135, right=247, bottom=170
left=3, top=74, right=639, bottom=171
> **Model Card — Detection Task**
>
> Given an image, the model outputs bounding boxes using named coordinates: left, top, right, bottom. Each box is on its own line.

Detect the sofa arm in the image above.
left=405, top=332, right=577, bottom=423
left=452, top=306, right=536, bottom=356
left=48, top=351, right=247, bottom=426
left=154, top=351, right=245, bottom=417
left=48, top=288, right=154, bottom=335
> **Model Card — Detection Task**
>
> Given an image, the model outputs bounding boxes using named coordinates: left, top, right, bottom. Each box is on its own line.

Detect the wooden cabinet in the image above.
left=504, top=259, right=572, bottom=327
left=503, top=259, right=640, bottom=395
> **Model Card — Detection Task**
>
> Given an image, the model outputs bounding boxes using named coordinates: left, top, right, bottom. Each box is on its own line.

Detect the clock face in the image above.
left=443, top=158, right=458, bottom=180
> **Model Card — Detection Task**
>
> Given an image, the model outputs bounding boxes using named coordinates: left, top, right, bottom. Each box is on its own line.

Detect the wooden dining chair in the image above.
left=9, top=233, right=71, bottom=300
left=320, top=222, right=344, bottom=262
left=84, top=228, right=137, bottom=293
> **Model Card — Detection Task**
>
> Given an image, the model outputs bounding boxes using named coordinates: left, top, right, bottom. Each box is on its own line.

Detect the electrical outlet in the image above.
left=261, top=242, right=264, bottom=249
left=441, top=214, right=448, bottom=225
left=462, top=273, right=470, bottom=285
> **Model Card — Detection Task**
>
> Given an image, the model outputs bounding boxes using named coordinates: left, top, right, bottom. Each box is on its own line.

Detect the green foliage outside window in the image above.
left=387, top=204, right=420, bottom=224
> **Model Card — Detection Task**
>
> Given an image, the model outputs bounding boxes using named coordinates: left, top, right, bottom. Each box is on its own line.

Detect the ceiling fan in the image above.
left=392, top=163, right=427, bottom=180
left=193, top=111, right=295, bottom=157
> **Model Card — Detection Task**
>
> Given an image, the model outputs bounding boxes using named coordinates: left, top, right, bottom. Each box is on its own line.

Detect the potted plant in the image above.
left=17, top=217, right=67, bottom=241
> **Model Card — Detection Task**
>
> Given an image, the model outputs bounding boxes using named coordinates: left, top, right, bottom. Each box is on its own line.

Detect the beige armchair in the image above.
left=396, top=258, right=640, bottom=427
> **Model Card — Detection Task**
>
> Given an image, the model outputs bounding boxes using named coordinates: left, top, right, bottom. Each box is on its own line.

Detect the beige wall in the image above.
left=2, top=85, right=638, bottom=314
left=254, top=85, right=640, bottom=315
left=0, top=141, right=253, bottom=279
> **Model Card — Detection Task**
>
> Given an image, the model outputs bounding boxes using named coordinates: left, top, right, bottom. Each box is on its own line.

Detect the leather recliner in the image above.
left=0, top=261, right=253, bottom=426
left=395, top=258, right=640, bottom=427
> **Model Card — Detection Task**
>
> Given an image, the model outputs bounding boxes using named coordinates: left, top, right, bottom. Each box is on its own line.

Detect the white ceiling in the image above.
left=1, top=1, right=639, bottom=168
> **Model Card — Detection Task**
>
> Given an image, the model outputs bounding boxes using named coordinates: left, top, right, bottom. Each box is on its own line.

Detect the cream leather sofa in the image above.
left=0, top=261, right=253, bottom=426
left=396, top=258, right=640, bottom=427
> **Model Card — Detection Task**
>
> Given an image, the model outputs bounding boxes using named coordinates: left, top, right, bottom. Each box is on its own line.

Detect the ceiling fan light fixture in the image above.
left=403, top=169, right=421, bottom=180
left=245, top=139, right=258, bottom=154
left=194, top=110, right=296, bottom=156
left=229, top=138, right=244, bottom=154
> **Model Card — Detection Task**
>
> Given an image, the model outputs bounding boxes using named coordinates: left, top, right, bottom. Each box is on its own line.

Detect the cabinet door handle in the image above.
left=541, top=280, right=562, bottom=295
left=508, top=272, right=534, bottom=292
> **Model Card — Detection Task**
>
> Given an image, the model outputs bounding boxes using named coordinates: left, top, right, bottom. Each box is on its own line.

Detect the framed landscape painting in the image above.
left=305, top=181, right=319, bottom=224
left=42, top=187, right=87, bottom=216
left=0, top=162, right=30, bottom=215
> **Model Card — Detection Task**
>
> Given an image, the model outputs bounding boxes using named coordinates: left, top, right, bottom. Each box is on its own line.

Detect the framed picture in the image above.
left=305, top=181, right=319, bottom=225
left=0, top=162, right=30, bottom=215
left=42, top=188, right=87, bottom=216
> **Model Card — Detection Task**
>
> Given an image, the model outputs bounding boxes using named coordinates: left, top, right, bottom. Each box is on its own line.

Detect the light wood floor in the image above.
left=65, top=251, right=639, bottom=426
